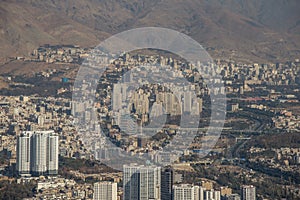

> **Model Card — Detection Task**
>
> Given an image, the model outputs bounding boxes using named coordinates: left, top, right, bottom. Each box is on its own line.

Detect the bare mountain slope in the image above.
left=0, top=0, right=108, bottom=59
left=0, top=0, right=299, bottom=63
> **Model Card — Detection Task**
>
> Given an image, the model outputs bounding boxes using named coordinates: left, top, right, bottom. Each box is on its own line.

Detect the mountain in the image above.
left=0, top=0, right=299, bottom=63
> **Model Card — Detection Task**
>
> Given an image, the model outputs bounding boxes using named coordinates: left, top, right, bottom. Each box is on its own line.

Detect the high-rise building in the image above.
left=183, top=91, right=192, bottom=113
left=173, top=184, right=202, bottom=200
left=214, top=190, right=221, bottom=200
left=131, top=92, right=150, bottom=115
left=31, top=132, right=48, bottom=175
left=47, top=133, right=59, bottom=175
left=165, top=93, right=175, bottom=114
left=113, top=84, right=122, bottom=111
left=241, top=185, right=256, bottom=200
left=161, top=167, right=173, bottom=200
left=123, top=164, right=161, bottom=200
left=16, top=131, right=59, bottom=176
left=93, top=181, right=117, bottom=200
left=16, top=132, right=31, bottom=175
left=124, top=164, right=139, bottom=200
left=204, top=189, right=220, bottom=200
left=198, top=98, right=203, bottom=113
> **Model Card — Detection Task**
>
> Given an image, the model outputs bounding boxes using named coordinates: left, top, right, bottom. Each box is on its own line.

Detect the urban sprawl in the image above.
left=0, top=44, right=299, bottom=199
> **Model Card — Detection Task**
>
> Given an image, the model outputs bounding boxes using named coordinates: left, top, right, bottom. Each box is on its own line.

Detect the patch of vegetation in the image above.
left=59, top=156, right=118, bottom=175
left=0, top=150, right=9, bottom=165
left=0, top=180, right=35, bottom=200
left=247, top=132, right=300, bottom=149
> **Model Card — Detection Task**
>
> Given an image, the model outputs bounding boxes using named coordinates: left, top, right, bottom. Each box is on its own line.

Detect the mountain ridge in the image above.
left=0, top=0, right=299, bottom=63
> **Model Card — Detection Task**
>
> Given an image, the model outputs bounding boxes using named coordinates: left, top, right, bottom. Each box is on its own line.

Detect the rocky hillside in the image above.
left=0, top=0, right=299, bottom=63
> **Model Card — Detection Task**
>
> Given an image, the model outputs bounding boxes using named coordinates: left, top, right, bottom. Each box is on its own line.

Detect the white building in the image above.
left=31, top=132, right=48, bottom=174
left=123, top=164, right=161, bottom=200
left=241, top=185, right=256, bottom=200
left=183, top=91, right=192, bottom=113
left=47, top=133, right=59, bottom=174
left=16, top=132, right=31, bottom=175
left=113, top=84, right=123, bottom=111
left=93, top=182, right=117, bottom=200
left=204, top=189, right=221, bottom=200
left=17, top=131, right=59, bottom=176
left=173, top=184, right=204, bottom=200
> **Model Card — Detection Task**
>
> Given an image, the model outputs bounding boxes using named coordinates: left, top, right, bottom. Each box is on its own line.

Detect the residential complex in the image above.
left=93, top=181, right=117, bottom=200
left=0, top=48, right=298, bottom=199
left=17, top=131, right=58, bottom=176
left=123, top=164, right=161, bottom=200
left=241, top=185, right=256, bottom=200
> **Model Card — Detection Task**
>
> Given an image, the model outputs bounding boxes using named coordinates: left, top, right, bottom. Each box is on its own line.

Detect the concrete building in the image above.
left=204, top=189, right=221, bottom=200
left=161, top=167, right=173, bottom=200
left=17, top=131, right=58, bottom=176
left=241, top=185, right=256, bottom=200
left=16, top=132, right=31, bottom=175
left=123, top=164, right=161, bottom=200
left=173, top=184, right=203, bottom=200
left=47, top=133, right=59, bottom=175
left=93, top=182, right=117, bottom=200
left=183, top=91, right=192, bottom=113
left=113, top=84, right=122, bottom=111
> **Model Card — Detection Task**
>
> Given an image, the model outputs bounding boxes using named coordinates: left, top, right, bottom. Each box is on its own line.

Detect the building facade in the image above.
left=17, top=131, right=59, bottom=176
left=241, top=185, right=256, bottom=200
left=161, top=167, right=173, bottom=200
left=173, top=184, right=202, bottom=200
left=123, top=164, right=161, bottom=200
left=93, top=182, right=117, bottom=200
left=16, top=132, right=31, bottom=174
